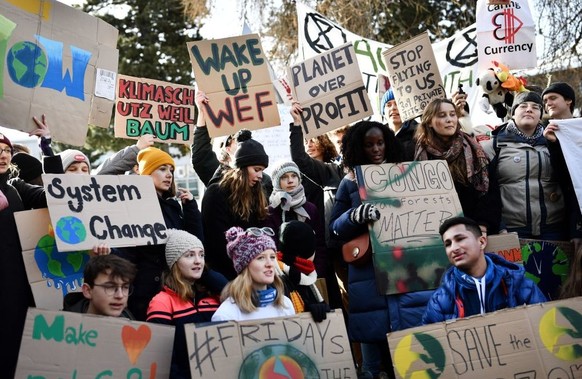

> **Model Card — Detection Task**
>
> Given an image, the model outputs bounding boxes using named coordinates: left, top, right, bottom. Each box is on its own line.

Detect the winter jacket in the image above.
left=395, top=120, right=418, bottom=162
left=113, top=196, right=203, bottom=321
left=201, top=183, right=267, bottom=280
left=62, top=292, right=135, bottom=319
left=482, top=122, right=566, bottom=237
left=93, top=144, right=140, bottom=175
left=329, top=176, right=433, bottom=342
left=0, top=175, right=46, bottom=378
left=422, top=253, right=547, bottom=324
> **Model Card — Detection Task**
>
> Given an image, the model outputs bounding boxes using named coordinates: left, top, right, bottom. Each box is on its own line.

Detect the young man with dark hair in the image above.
left=422, top=217, right=546, bottom=324
left=63, top=255, right=137, bottom=318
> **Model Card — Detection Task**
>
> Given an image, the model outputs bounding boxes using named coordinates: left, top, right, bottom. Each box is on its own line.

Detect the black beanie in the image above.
left=511, top=91, right=543, bottom=116
left=279, top=220, right=316, bottom=259
left=542, top=82, right=576, bottom=112
left=234, top=129, right=269, bottom=168
left=12, top=153, right=43, bottom=182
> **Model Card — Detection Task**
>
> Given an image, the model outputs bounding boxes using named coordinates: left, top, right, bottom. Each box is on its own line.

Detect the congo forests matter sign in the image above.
left=388, top=297, right=582, bottom=379
left=356, top=160, right=463, bottom=295
left=43, top=174, right=167, bottom=251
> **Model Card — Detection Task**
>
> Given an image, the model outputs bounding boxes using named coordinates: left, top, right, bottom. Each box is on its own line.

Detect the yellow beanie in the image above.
left=137, top=147, right=175, bottom=175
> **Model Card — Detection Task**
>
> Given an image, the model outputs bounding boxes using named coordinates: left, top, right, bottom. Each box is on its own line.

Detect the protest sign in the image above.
left=187, top=34, right=280, bottom=138
left=553, top=118, right=582, bottom=215
left=382, top=32, right=446, bottom=121
left=0, top=0, right=118, bottom=146
left=484, top=232, right=522, bottom=263
left=388, top=297, right=582, bottom=379
left=288, top=42, right=373, bottom=138
left=476, top=0, right=537, bottom=70
left=184, top=310, right=355, bottom=378
left=43, top=174, right=167, bottom=251
left=15, top=308, right=174, bottom=378
left=520, top=239, right=572, bottom=301
left=356, top=160, right=463, bottom=295
left=15, top=208, right=90, bottom=310
left=114, top=74, right=196, bottom=144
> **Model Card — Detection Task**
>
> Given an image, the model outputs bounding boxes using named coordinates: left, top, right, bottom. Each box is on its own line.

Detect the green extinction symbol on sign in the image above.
left=238, top=344, right=319, bottom=378
left=539, top=306, right=582, bottom=361
left=394, top=332, right=446, bottom=378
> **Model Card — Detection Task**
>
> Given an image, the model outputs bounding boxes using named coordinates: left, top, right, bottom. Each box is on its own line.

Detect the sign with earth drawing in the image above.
left=43, top=174, right=167, bottom=251
left=0, top=0, right=119, bottom=146
left=184, top=310, right=355, bottom=378
left=355, top=160, right=463, bottom=295
left=15, top=208, right=90, bottom=310
left=388, top=297, right=582, bottom=379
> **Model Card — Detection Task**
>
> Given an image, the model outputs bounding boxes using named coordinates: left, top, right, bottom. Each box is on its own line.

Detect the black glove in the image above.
left=349, top=203, right=380, bottom=224
left=307, top=302, right=331, bottom=322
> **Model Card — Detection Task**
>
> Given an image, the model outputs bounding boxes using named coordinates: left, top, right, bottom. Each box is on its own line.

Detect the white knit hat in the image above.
left=270, top=161, right=301, bottom=191
left=164, top=229, right=204, bottom=268
left=60, top=149, right=90, bottom=171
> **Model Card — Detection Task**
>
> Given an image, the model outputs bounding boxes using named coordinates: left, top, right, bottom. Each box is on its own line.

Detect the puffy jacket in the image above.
left=422, top=253, right=547, bottom=324
left=330, top=175, right=433, bottom=342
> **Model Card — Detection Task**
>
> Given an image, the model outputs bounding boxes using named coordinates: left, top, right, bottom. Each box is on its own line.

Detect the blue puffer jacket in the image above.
left=422, top=253, right=547, bottom=324
left=330, top=175, right=433, bottom=342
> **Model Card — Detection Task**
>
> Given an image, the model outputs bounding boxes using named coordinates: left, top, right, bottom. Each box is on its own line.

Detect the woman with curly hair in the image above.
left=212, top=226, right=294, bottom=321
left=201, top=130, right=270, bottom=280
left=415, top=98, right=499, bottom=234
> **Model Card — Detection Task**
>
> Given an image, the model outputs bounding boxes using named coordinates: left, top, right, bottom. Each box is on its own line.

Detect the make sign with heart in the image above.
left=121, top=325, right=152, bottom=364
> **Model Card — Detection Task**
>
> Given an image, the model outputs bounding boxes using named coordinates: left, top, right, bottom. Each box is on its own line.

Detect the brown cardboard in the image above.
left=288, top=42, right=373, bottom=139
left=356, top=160, right=463, bottom=294
left=485, top=232, right=522, bottom=263
left=15, top=308, right=174, bottom=378
left=42, top=174, right=167, bottom=251
left=187, top=34, right=280, bottom=138
left=388, top=297, right=582, bottom=379
left=381, top=32, right=445, bottom=121
left=184, top=310, right=355, bottom=378
left=114, top=74, right=196, bottom=145
left=15, top=208, right=89, bottom=310
left=0, top=0, right=118, bottom=146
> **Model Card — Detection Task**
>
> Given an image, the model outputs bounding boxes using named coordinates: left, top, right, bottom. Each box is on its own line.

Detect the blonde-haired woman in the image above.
left=211, top=226, right=294, bottom=321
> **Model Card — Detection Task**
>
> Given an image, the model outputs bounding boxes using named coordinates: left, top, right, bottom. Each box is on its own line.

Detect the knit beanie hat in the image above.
left=60, top=149, right=90, bottom=171
left=12, top=153, right=42, bottom=182
left=164, top=229, right=204, bottom=268
left=225, top=226, right=276, bottom=274
left=0, top=133, right=13, bottom=152
left=234, top=129, right=269, bottom=168
left=279, top=220, right=316, bottom=259
left=511, top=91, right=543, bottom=116
left=380, top=88, right=395, bottom=116
left=542, top=82, right=576, bottom=112
left=137, top=147, right=175, bottom=175
left=271, top=161, right=301, bottom=191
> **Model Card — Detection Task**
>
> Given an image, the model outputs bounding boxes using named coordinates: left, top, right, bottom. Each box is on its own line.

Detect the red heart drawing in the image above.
left=121, top=325, right=152, bottom=365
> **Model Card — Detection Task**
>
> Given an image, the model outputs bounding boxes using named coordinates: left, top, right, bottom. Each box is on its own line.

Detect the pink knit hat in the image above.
left=225, top=226, right=276, bottom=273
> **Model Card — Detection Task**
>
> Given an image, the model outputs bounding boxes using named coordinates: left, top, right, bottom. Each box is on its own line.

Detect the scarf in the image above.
left=415, top=132, right=489, bottom=193
left=256, top=287, right=277, bottom=307
left=269, top=184, right=310, bottom=221
left=506, top=120, right=544, bottom=145
left=276, top=252, right=315, bottom=275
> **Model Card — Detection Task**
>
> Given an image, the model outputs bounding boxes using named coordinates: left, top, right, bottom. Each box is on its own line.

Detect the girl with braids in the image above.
left=201, top=130, right=270, bottom=280
left=415, top=98, right=499, bottom=235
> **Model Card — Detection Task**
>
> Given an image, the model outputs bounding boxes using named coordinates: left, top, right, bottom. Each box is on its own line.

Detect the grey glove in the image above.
left=349, top=203, right=380, bottom=224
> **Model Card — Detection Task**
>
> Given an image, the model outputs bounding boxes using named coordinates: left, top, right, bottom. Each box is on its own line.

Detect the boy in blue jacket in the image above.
left=422, top=217, right=547, bottom=324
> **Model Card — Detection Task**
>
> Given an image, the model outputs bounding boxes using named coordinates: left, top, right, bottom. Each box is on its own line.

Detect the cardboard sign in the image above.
left=484, top=232, right=522, bottom=263
left=15, top=308, right=174, bottom=378
left=382, top=32, right=446, bottom=122
left=15, top=208, right=90, bottom=310
left=288, top=42, right=373, bottom=138
left=184, top=310, right=355, bottom=378
left=187, top=34, right=280, bottom=138
left=476, top=0, right=537, bottom=70
left=43, top=174, right=167, bottom=251
left=388, top=297, right=582, bottom=379
left=356, top=160, right=463, bottom=295
left=114, top=75, right=196, bottom=144
left=520, top=239, right=572, bottom=301
left=0, top=0, right=119, bottom=146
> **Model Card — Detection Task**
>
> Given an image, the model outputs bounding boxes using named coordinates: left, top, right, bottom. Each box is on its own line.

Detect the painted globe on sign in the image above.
left=7, top=41, right=48, bottom=88
left=56, top=216, right=87, bottom=245
left=394, top=332, right=446, bottom=379
left=539, top=306, right=582, bottom=361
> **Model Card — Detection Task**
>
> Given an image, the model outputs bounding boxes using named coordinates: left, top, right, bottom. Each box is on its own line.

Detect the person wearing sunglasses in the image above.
left=212, top=226, right=295, bottom=321
left=63, top=254, right=137, bottom=318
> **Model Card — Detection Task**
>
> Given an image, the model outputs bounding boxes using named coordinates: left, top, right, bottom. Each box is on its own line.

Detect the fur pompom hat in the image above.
left=234, top=129, right=269, bottom=169
left=225, top=226, right=276, bottom=273
left=137, top=147, right=175, bottom=175
left=164, top=229, right=204, bottom=268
